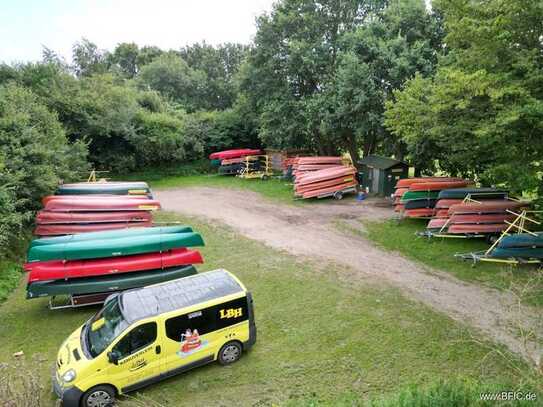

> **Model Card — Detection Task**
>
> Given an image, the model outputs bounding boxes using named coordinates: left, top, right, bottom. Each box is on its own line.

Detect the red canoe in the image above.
left=295, top=166, right=356, bottom=185
left=34, top=221, right=153, bottom=236
left=295, top=175, right=356, bottom=194
left=395, top=177, right=463, bottom=189
left=25, top=248, right=203, bottom=282
left=409, top=180, right=471, bottom=191
left=448, top=201, right=528, bottom=215
left=449, top=213, right=517, bottom=225
left=434, top=209, right=450, bottom=218
left=404, top=208, right=435, bottom=218
left=435, top=199, right=463, bottom=209
left=42, top=195, right=148, bottom=206
left=427, top=218, right=448, bottom=230
left=209, top=149, right=262, bottom=160
left=394, top=188, right=409, bottom=197
left=301, top=180, right=357, bottom=199
left=296, top=157, right=343, bottom=165
left=447, top=224, right=509, bottom=234
left=43, top=198, right=161, bottom=212
left=36, top=210, right=152, bottom=225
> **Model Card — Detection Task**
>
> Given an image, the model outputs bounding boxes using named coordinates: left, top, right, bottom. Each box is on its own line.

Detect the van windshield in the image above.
left=85, top=297, right=129, bottom=358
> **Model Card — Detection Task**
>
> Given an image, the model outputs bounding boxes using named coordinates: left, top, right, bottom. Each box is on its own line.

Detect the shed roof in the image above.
left=120, top=269, right=244, bottom=323
left=358, top=155, right=408, bottom=170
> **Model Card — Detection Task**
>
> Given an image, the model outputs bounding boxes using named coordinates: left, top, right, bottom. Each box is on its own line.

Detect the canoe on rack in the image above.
left=56, top=182, right=151, bottom=196
left=404, top=208, right=435, bottom=218
left=36, top=210, right=152, bottom=225
left=409, top=180, right=471, bottom=191
left=447, top=223, right=508, bottom=234
left=34, top=221, right=153, bottom=236
left=448, top=201, right=528, bottom=215
left=26, top=265, right=198, bottom=299
left=437, top=188, right=508, bottom=200
left=25, top=248, right=203, bottom=282
left=209, top=149, right=262, bottom=160
left=404, top=198, right=438, bottom=210
left=31, top=226, right=192, bottom=247
left=400, top=191, right=440, bottom=202
left=43, top=197, right=161, bottom=212
left=27, top=232, right=204, bottom=262
left=395, top=177, right=463, bottom=189
left=497, top=232, right=543, bottom=249
left=490, top=247, right=543, bottom=259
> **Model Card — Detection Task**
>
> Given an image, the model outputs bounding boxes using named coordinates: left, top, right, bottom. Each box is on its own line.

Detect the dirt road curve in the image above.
left=157, top=187, right=542, bottom=367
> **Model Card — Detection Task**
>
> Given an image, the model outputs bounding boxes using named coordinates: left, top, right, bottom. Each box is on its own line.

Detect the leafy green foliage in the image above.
left=240, top=0, right=442, bottom=161
left=0, top=83, right=88, bottom=248
left=385, top=0, right=543, bottom=193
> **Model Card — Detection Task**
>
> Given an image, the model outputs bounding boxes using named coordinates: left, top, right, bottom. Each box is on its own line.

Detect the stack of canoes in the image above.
left=34, top=194, right=161, bottom=236
left=490, top=232, right=543, bottom=259
left=56, top=181, right=152, bottom=197
left=209, top=149, right=262, bottom=175
left=426, top=193, right=528, bottom=235
left=294, top=165, right=357, bottom=199
left=394, top=177, right=471, bottom=218
left=25, top=226, right=204, bottom=299
left=291, top=157, right=344, bottom=180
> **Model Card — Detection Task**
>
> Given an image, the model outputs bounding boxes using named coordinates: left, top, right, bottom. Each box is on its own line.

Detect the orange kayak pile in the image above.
left=294, top=165, right=357, bottom=199
left=291, top=156, right=344, bottom=180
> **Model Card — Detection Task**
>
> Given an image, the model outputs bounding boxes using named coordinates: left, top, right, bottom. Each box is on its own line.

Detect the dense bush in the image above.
left=0, top=84, right=88, bottom=248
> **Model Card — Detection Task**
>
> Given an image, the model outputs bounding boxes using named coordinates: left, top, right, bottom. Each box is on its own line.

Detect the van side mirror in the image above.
left=107, top=351, right=119, bottom=365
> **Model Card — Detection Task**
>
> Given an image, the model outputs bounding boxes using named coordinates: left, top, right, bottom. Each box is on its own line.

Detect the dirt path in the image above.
left=157, top=187, right=542, bottom=368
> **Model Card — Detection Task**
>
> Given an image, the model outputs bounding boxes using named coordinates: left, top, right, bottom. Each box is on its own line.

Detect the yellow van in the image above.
left=53, top=269, right=256, bottom=407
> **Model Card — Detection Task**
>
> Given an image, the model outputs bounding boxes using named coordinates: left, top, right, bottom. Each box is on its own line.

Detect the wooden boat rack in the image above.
left=237, top=155, right=273, bottom=179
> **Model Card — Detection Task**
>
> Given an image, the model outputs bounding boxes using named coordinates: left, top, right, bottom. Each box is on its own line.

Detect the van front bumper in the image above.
left=52, top=371, right=83, bottom=407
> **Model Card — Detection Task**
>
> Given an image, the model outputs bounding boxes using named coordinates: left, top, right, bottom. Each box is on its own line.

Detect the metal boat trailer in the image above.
left=317, top=186, right=356, bottom=200
left=455, top=251, right=541, bottom=267
left=417, top=230, right=487, bottom=239
left=48, top=292, right=115, bottom=310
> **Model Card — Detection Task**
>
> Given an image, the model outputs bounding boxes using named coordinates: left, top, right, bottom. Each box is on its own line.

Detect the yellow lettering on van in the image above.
left=91, top=318, right=105, bottom=331
left=219, top=308, right=242, bottom=319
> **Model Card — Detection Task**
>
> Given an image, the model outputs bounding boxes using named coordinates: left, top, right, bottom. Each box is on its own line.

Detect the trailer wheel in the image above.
left=81, top=385, right=116, bottom=407
left=218, top=341, right=242, bottom=365
left=333, top=191, right=344, bottom=200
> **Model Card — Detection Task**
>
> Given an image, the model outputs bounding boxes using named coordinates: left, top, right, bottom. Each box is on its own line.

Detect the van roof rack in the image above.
left=120, top=269, right=244, bottom=323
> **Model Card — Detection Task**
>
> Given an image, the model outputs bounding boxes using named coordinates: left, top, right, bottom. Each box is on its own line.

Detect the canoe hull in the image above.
left=36, top=210, right=152, bottom=225
left=27, top=232, right=205, bottom=262
left=26, top=265, right=198, bottom=298
left=31, top=226, right=192, bottom=247
left=26, top=248, right=203, bottom=282
left=44, top=198, right=161, bottom=212
left=34, top=221, right=153, bottom=236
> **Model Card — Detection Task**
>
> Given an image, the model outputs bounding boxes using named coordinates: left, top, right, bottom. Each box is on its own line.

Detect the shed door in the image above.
left=372, top=168, right=380, bottom=193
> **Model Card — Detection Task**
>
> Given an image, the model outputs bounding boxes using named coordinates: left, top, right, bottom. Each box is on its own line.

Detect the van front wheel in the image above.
left=218, top=341, right=242, bottom=365
left=81, top=385, right=116, bottom=407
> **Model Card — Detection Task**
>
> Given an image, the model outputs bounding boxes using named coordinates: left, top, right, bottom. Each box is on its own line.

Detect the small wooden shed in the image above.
left=358, top=155, right=409, bottom=197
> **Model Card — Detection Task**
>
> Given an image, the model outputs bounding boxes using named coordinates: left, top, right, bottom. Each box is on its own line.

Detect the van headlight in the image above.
left=62, top=369, right=76, bottom=383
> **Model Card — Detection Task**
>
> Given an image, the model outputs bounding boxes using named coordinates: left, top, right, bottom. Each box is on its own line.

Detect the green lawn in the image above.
left=119, top=164, right=301, bottom=204
left=0, top=212, right=540, bottom=406
left=359, top=218, right=543, bottom=308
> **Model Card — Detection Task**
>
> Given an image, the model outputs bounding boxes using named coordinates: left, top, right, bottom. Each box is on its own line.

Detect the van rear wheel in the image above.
left=81, top=385, right=115, bottom=407
left=218, top=341, right=242, bottom=365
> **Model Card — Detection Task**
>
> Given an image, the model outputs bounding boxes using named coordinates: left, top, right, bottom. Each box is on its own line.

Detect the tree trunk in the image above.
left=345, top=130, right=360, bottom=168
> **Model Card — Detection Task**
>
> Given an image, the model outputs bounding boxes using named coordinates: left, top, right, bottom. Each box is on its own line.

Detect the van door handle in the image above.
left=155, top=345, right=161, bottom=354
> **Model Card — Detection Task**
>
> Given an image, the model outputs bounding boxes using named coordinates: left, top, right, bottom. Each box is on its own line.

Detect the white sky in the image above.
left=0, top=0, right=276, bottom=63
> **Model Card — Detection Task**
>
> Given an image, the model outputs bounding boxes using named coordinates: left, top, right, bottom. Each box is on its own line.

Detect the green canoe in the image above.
left=27, top=233, right=204, bottom=262
left=30, top=226, right=193, bottom=247
left=26, top=265, right=197, bottom=298
left=56, top=182, right=151, bottom=196
left=400, top=190, right=440, bottom=202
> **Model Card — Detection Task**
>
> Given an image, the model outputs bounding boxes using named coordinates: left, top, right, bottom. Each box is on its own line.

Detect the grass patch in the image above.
left=0, top=212, right=540, bottom=406
left=0, top=233, right=30, bottom=304
left=362, top=218, right=543, bottom=308
left=121, top=164, right=298, bottom=204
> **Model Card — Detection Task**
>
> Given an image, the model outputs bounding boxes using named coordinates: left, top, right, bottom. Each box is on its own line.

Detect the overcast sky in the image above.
left=0, top=0, right=276, bottom=63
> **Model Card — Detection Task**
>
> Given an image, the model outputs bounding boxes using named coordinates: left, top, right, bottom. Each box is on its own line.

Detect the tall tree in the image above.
left=72, top=38, right=110, bottom=77
left=240, top=0, right=441, bottom=163
left=385, top=0, right=543, bottom=192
